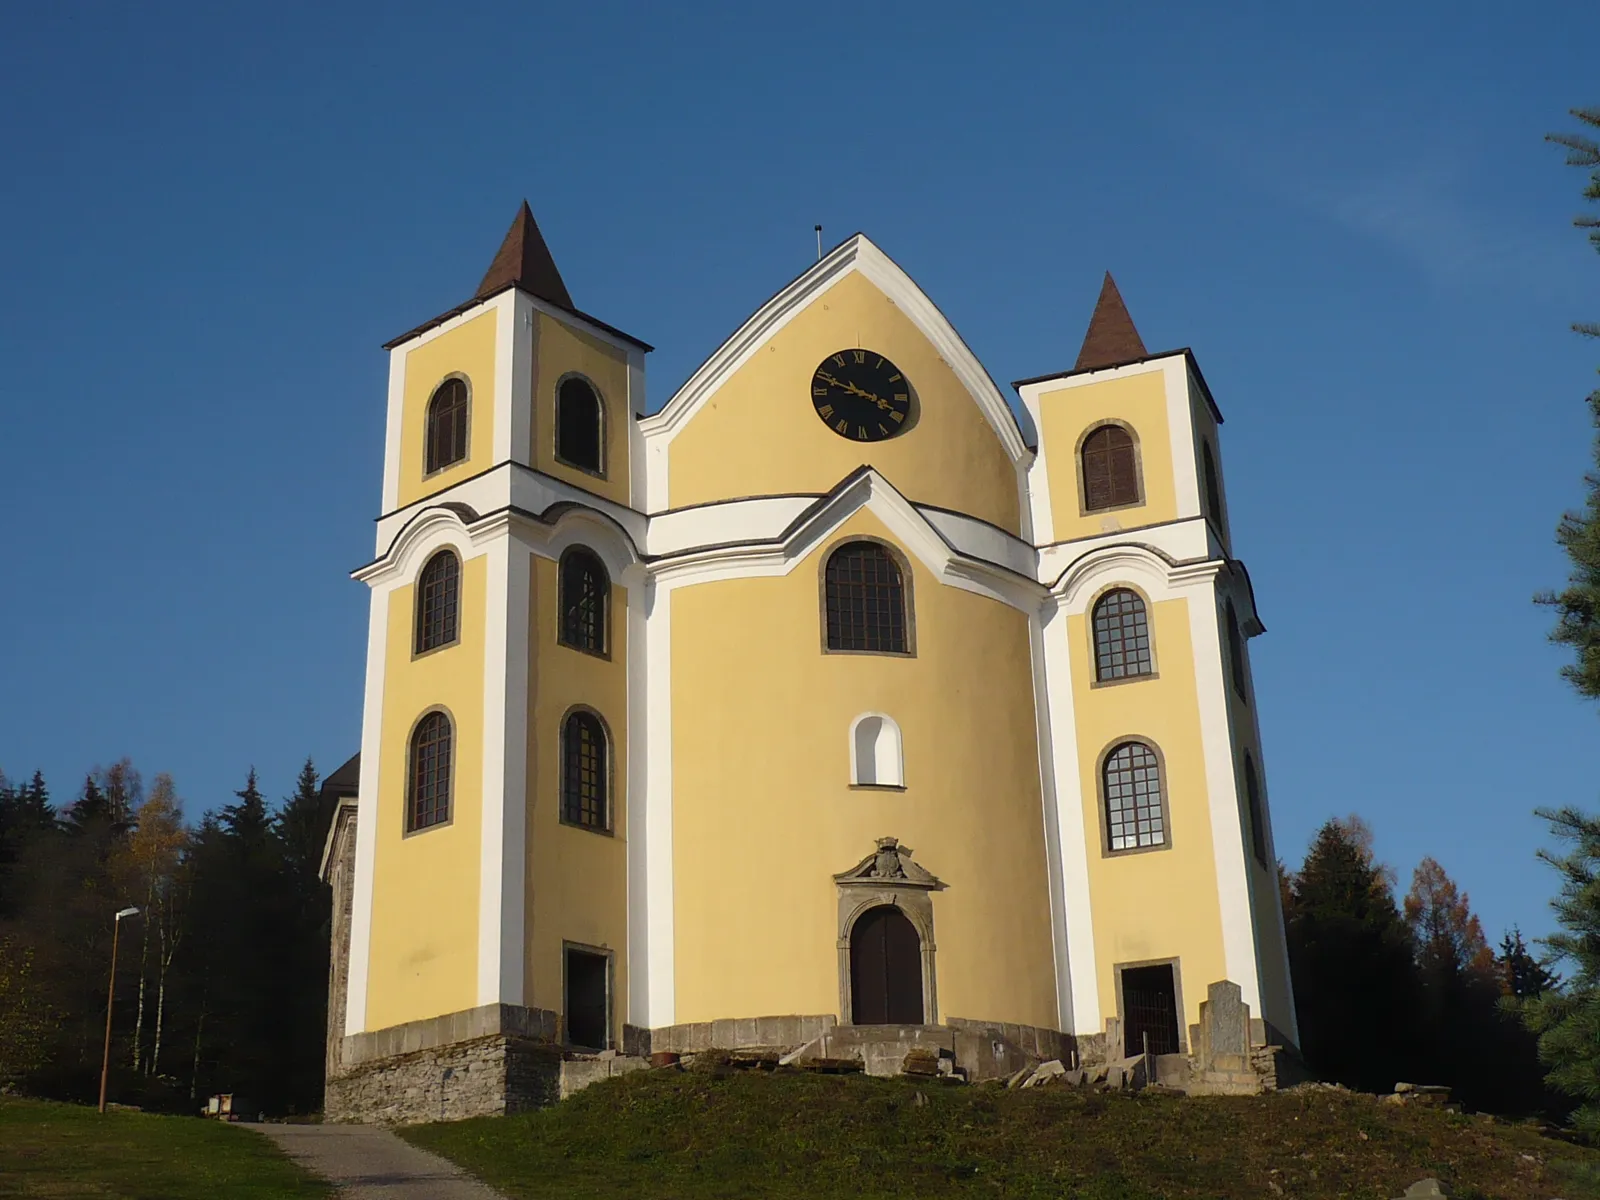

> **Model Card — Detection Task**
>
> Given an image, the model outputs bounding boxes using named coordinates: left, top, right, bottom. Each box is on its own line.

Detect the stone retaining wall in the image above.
left=326, top=1034, right=564, bottom=1124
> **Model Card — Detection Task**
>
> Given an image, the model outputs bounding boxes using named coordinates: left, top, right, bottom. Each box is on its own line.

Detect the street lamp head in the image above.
left=115, top=907, right=140, bottom=920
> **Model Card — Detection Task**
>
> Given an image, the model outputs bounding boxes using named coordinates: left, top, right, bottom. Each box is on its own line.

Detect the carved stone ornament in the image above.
left=834, top=837, right=945, bottom=891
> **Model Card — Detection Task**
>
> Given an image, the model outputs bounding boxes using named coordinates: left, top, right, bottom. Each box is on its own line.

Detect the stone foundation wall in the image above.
left=326, top=1034, right=564, bottom=1124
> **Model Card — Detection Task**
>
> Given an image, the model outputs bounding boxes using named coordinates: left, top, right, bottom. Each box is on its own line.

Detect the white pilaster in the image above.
left=346, top=583, right=390, bottom=1034
left=508, top=292, right=535, bottom=468
left=1028, top=602, right=1079, bottom=1032
left=641, top=578, right=675, bottom=1026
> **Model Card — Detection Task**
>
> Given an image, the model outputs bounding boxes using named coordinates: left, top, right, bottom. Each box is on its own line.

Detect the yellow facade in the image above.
left=666, top=271, right=1023, bottom=534
left=531, top=312, right=632, bottom=506
left=396, top=312, right=498, bottom=509
left=669, top=508, right=1058, bottom=1029
left=365, top=552, right=487, bottom=1030
left=1038, top=371, right=1177, bottom=542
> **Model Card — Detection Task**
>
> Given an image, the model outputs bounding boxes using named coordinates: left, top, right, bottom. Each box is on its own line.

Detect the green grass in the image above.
left=0, top=1096, right=332, bottom=1199
left=403, top=1068, right=1600, bottom=1200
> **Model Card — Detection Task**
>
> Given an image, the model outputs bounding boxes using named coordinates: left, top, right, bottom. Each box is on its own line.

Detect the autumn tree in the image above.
left=120, top=774, right=186, bottom=1076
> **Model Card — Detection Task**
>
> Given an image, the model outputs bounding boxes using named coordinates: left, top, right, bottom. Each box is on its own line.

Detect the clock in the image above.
left=811, top=349, right=912, bottom=442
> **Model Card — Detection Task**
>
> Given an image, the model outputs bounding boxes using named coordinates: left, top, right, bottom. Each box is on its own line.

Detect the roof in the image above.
left=1075, top=272, right=1147, bottom=372
left=1011, top=346, right=1224, bottom=426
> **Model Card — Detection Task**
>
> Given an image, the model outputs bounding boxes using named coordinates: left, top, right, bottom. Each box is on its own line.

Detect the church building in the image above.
left=318, top=203, right=1296, bottom=1120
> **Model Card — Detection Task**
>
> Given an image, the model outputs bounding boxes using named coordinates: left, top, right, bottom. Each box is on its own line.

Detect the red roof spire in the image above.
left=476, top=200, right=573, bottom=309
left=1074, top=272, right=1147, bottom=372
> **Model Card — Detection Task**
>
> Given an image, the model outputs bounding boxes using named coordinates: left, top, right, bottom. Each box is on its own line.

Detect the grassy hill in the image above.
left=403, top=1067, right=1600, bottom=1200
left=0, top=1096, right=331, bottom=1199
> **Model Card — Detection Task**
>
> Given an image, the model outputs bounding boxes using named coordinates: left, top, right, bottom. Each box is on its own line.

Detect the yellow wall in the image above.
left=532, top=312, right=632, bottom=507
left=670, top=509, right=1057, bottom=1029
left=1040, top=370, right=1177, bottom=543
left=366, top=552, right=487, bottom=1030
left=667, top=271, right=1023, bottom=534
left=396, top=312, right=498, bottom=509
left=1068, top=594, right=1228, bottom=1037
left=525, top=551, right=630, bottom=1040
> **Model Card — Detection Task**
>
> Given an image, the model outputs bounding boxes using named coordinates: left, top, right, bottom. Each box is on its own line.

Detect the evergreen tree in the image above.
left=274, top=758, right=330, bottom=1111
left=1285, top=817, right=1423, bottom=1093
left=1500, top=927, right=1560, bottom=999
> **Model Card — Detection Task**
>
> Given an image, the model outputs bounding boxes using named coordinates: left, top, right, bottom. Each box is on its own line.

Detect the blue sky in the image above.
left=1, top=2, right=1595, bottom=946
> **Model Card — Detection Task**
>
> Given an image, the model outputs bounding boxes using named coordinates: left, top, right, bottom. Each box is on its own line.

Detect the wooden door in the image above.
left=850, top=905, right=924, bottom=1024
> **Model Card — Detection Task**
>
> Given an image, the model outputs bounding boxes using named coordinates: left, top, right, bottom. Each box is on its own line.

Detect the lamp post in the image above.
left=98, top=906, right=140, bottom=1114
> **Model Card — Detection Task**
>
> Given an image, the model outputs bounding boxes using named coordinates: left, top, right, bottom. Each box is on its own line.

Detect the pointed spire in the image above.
left=476, top=200, right=573, bottom=309
left=1074, top=272, right=1147, bottom=372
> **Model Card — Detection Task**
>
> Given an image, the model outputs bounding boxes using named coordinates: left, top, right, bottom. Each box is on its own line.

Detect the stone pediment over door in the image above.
left=834, top=837, right=946, bottom=892
left=835, top=838, right=945, bottom=1025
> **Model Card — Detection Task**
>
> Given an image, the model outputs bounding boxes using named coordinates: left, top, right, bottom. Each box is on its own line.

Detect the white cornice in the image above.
left=638, top=235, right=1035, bottom=461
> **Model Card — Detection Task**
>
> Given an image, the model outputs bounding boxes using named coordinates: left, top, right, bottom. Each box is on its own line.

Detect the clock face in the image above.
left=811, top=349, right=912, bottom=442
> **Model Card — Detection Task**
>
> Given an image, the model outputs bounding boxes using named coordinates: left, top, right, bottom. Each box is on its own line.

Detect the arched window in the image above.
left=1103, top=741, right=1166, bottom=852
left=555, top=377, right=603, bottom=474
left=1081, top=424, right=1140, bottom=512
left=558, top=548, right=609, bottom=656
left=1243, top=752, right=1267, bottom=866
left=425, top=378, right=470, bottom=474
left=1092, top=588, right=1153, bottom=682
left=850, top=714, right=904, bottom=787
left=1226, top=601, right=1248, bottom=700
left=824, top=541, right=908, bottom=654
left=415, top=550, right=461, bottom=654
left=1202, top=439, right=1224, bottom=524
left=407, top=711, right=453, bottom=832
left=561, top=710, right=610, bottom=832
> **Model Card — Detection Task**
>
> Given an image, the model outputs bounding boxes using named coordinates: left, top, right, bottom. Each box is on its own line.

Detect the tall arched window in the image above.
left=415, top=550, right=461, bottom=654
left=1103, top=740, right=1167, bottom=852
left=561, top=710, right=610, bottom=832
left=407, top=711, right=453, bottom=832
left=559, top=548, right=609, bottom=656
left=824, top=541, right=908, bottom=654
left=425, top=378, right=470, bottom=474
left=555, top=377, right=603, bottom=474
left=1225, top=601, right=1248, bottom=700
left=1202, top=439, right=1224, bottom=524
left=1081, top=424, right=1140, bottom=512
left=1243, top=752, right=1267, bottom=866
left=1092, top=588, right=1153, bottom=681
left=849, top=714, right=904, bottom=787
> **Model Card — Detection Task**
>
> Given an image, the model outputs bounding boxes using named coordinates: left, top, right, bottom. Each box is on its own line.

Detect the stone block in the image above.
left=1203, top=980, right=1249, bottom=1058
left=711, top=1019, right=738, bottom=1049
left=1021, top=1059, right=1065, bottom=1088
left=1397, top=1180, right=1450, bottom=1199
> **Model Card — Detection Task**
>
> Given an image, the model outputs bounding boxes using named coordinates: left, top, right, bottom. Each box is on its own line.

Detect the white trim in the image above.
left=1163, top=357, right=1201, bottom=522
left=346, top=582, right=390, bottom=1035
left=380, top=348, right=406, bottom=515
left=492, top=296, right=517, bottom=463
left=639, top=236, right=1033, bottom=499
left=624, top=570, right=650, bottom=1028
left=1038, top=597, right=1099, bottom=1032
left=627, top=349, right=648, bottom=512
left=642, top=577, right=675, bottom=1025
left=476, top=536, right=515, bottom=1005
left=509, top=292, right=535, bottom=468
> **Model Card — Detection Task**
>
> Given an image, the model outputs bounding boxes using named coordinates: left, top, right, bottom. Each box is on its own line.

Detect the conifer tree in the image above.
left=1500, top=927, right=1560, bottom=999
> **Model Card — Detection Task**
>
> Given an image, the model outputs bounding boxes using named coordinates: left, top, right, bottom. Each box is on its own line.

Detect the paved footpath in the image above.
left=255, top=1122, right=510, bottom=1199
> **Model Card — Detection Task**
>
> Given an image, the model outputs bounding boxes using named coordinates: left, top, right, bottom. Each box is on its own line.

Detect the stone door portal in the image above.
left=850, top=905, right=924, bottom=1024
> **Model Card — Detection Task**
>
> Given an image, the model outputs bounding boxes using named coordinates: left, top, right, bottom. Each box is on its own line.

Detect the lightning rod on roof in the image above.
left=815, top=225, right=822, bottom=262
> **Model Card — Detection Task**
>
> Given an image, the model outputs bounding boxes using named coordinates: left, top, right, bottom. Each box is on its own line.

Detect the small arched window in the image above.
left=824, top=541, right=909, bottom=654
left=1081, top=424, right=1140, bottom=512
left=850, top=714, right=904, bottom=787
left=407, top=711, right=453, bottom=832
left=561, top=710, right=610, bottom=832
left=1225, top=601, right=1247, bottom=700
left=1243, top=752, right=1267, bottom=866
left=1103, top=741, right=1166, bottom=852
left=425, top=378, right=470, bottom=474
left=415, top=550, right=461, bottom=654
left=1202, top=439, right=1224, bottom=525
left=559, top=548, right=609, bottom=656
left=555, top=377, right=603, bottom=474
left=1092, top=588, right=1153, bottom=682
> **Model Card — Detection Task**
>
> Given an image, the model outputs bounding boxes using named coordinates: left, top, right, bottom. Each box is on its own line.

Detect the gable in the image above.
left=642, top=238, right=1032, bottom=536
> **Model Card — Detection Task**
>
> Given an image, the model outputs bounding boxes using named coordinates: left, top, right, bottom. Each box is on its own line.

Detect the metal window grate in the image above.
left=1082, top=425, right=1139, bottom=511
left=559, top=550, right=608, bottom=656
left=825, top=542, right=907, bottom=653
left=1104, top=741, right=1164, bottom=851
left=409, top=711, right=452, bottom=831
left=425, top=379, right=469, bottom=473
left=1121, top=964, right=1181, bottom=1056
left=1092, top=588, right=1152, bottom=681
left=415, top=550, right=460, bottom=653
left=556, top=378, right=603, bottom=473
left=562, top=712, right=608, bottom=831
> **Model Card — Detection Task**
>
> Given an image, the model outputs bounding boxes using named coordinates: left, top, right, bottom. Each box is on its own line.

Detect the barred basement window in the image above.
left=425, top=378, right=469, bottom=474
left=1092, top=588, right=1153, bottom=681
left=559, top=548, right=609, bottom=656
left=824, top=541, right=908, bottom=654
left=1081, top=424, right=1141, bottom=512
left=561, top=710, right=610, bottom=832
left=407, top=711, right=453, bottom=832
left=1103, top=741, right=1166, bottom=852
left=1226, top=601, right=1248, bottom=700
left=1243, top=752, right=1268, bottom=866
left=555, top=377, right=604, bottom=474
left=414, top=550, right=461, bottom=654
